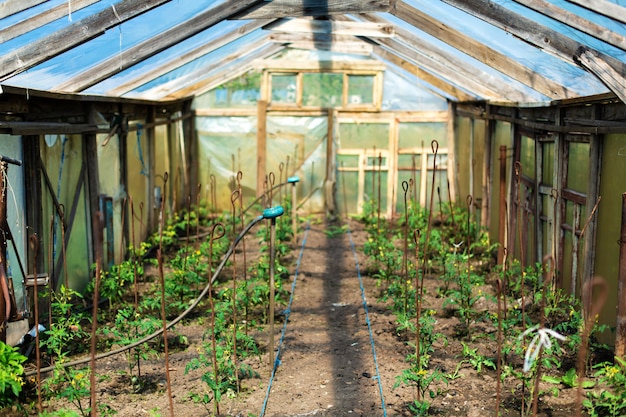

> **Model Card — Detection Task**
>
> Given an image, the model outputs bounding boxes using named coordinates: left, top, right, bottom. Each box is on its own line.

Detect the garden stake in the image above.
left=210, top=173, right=217, bottom=214
left=617, top=193, right=626, bottom=358
left=230, top=189, right=240, bottom=391
left=118, top=197, right=127, bottom=271
left=195, top=183, right=202, bottom=250
left=495, top=278, right=504, bottom=417
left=90, top=212, right=104, bottom=417
left=377, top=152, right=382, bottom=231
left=60, top=205, right=69, bottom=291
left=465, top=195, right=473, bottom=331
left=413, top=229, right=422, bottom=402
left=182, top=194, right=192, bottom=271
left=288, top=176, right=300, bottom=246
left=29, top=234, right=42, bottom=413
left=402, top=181, right=410, bottom=316
left=514, top=161, right=528, bottom=417
left=437, top=186, right=442, bottom=218
left=278, top=161, right=284, bottom=203
left=157, top=172, right=175, bottom=417
left=268, top=172, right=275, bottom=209
left=371, top=147, right=376, bottom=210
left=129, top=196, right=142, bottom=377
left=551, top=189, right=558, bottom=283
left=422, top=140, right=439, bottom=279
left=27, top=212, right=271, bottom=378
left=576, top=276, right=608, bottom=417
left=411, top=154, right=417, bottom=207
left=207, top=222, right=226, bottom=417
left=502, top=247, right=509, bottom=321
left=531, top=255, right=555, bottom=417
left=341, top=161, right=348, bottom=219
left=265, top=205, right=285, bottom=369
left=236, top=171, right=250, bottom=338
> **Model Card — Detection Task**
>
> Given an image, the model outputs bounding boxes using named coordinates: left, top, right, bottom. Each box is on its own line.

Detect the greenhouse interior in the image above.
left=1, top=1, right=626, bottom=416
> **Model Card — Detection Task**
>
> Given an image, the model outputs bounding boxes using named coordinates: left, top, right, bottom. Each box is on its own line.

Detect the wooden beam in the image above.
left=254, top=59, right=385, bottom=72
left=268, top=32, right=374, bottom=55
left=374, top=36, right=531, bottom=102
left=513, top=0, right=626, bottom=52
left=0, top=0, right=46, bottom=19
left=105, top=19, right=272, bottom=96
left=576, top=47, right=626, bottom=104
left=232, top=0, right=390, bottom=19
left=153, top=43, right=284, bottom=101
left=0, top=0, right=172, bottom=81
left=440, top=0, right=626, bottom=93
left=566, top=0, right=626, bottom=25
left=372, top=45, right=477, bottom=101
left=264, top=17, right=394, bottom=37
left=392, top=1, right=581, bottom=100
left=0, top=0, right=100, bottom=43
left=54, top=0, right=265, bottom=92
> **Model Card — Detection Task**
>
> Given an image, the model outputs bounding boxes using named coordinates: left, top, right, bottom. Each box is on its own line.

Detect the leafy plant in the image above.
left=0, top=341, right=27, bottom=406
left=458, top=341, right=496, bottom=374
left=584, top=357, right=626, bottom=417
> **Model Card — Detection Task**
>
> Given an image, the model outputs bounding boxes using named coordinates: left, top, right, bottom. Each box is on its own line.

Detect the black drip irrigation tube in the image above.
left=259, top=221, right=388, bottom=417
left=25, top=209, right=280, bottom=377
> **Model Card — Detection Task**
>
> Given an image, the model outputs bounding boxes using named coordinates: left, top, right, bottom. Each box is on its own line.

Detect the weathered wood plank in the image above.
left=440, top=0, right=626, bottom=94
left=375, top=35, right=532, bottom=102
left=54, top=0, right=265, bottom=92
left=513, top=0, right=626, bottom=52
left=372, top=46, right=477, bottom=101
left=232, top=0, right=390, bottom=19
left=0, top=0, right=100, bottom=43
left=268, top=32, right=373, bottom=55
left=264, top=17, right=394, bottom=37
left=576, top=47, right=626, bottom=104
left=0, top=0, right=46, bottom=19
left=392, top=1, right=580, bottom=99
left=105, top=19, right=271, bottom=96
left=567, top=0, right=626, bottom=25
left=0, top=0, right=172, bottom=81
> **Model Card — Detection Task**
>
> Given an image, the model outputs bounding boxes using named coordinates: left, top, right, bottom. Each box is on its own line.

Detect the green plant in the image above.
left=458, top=341, right=496, bottom=374
left=584, top=357, right=626, bottom=417
left=543, top=367, right=594, bottom=389
left=0, top=341, right=27, bottom=406
left=43, top=365, right=91, bottom=417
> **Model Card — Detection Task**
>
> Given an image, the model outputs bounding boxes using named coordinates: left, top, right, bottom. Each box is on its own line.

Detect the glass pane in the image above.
left=398, top=122, right=448, bottom=149
left=567, top=142, right=589, bottom=192
left=339, top=123, right=389, bottom=149
left=542, top=142, right=554, bottom=186
left=396, top=171, right=421, bottom=213
left=338, top=154, right=359, bottom=169
left=366, top=156, right=387, bottom=168
left=271, top=74, right=297, bottom=104
left=397, top=153, right=421, bottom=170
left=520, top=135, right=536, bottom=180
left=197, top=71, right=261, bottom=109
left=338, top=171, right=359, bottom=215
left=302, top=73, right=343, bottom=107
left=347, top=74, right=374, bottom=104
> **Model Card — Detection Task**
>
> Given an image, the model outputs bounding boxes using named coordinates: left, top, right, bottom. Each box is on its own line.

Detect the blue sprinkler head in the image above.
left=263, top=206, right=285, bottom=219
left=287, top=176, right=300, bottom=184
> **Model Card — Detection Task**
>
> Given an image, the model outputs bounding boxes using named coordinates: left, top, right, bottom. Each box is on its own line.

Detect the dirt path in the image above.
left=257, top=220, right=387, bottom=416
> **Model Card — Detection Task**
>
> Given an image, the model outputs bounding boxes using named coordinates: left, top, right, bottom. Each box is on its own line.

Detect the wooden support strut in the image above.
left=615, top=193, right=626, bottom=358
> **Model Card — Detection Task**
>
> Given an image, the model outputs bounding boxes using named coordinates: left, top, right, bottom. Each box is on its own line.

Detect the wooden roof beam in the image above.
left=567, top=0, right=626, bottom=25
left=268, top=32, right=374, bottom=55
left=513, top=0, right=626, bottom=52
left=55, top=0, right=265, bottom=93
left=139, top=41, right=283, bottom=101
left=0, top=0, right=173, bottom=81
left=264, top=18, right=395, bottom=38
left=391, top=1, right=580, bottom=99
left=372, top=46, right=477, bottom=102
left=372, top=36, right=531, bottom=102
left=439, top=0, right=626, bottom=99
left=0, top=0, right=99, bottom=43
left=576, top=47, right=626, bottom=104
left=0, top=0, right=46, bottom=19
left=232, top=0, right=390, bottom=19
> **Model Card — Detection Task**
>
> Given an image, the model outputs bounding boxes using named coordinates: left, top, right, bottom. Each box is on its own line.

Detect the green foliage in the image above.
left=542, top=367, right=594, bottom=389
left=584, top=357, right=626, bottom=417
left=0, top=341, right=27, bottom=406
left=43, top=365, right=91, bottom=417
left=458, top=342, right=496, bottom=374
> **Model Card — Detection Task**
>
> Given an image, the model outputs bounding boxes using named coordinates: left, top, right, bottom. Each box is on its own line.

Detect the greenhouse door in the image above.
left=336, top=119, right=393, bottom=217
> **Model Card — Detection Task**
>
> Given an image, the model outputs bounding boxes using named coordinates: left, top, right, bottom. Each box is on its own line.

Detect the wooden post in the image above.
left=0, top=162, right=7, bottom=343
left=257, top=100, right=268, bottom=198
left=497, top=145, right=507, bottom=264
left=615, top=193, right=626, bottom=358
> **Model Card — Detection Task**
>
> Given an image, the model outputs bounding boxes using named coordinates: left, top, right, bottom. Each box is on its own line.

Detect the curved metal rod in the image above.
left=25, top=213, right=267, bottom=376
